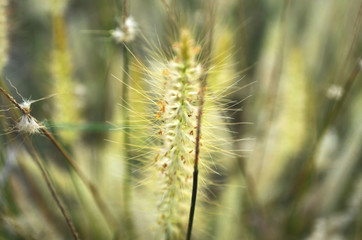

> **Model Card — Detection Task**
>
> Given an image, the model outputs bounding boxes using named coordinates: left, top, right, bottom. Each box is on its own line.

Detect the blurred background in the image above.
left=0, top=0, right=361, bottom=239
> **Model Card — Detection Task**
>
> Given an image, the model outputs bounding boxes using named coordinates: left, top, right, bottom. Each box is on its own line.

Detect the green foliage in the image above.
left=0, top=0, right=361, bottom=239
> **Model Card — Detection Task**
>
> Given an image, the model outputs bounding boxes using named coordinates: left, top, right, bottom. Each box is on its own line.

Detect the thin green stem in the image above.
left=33, top=152, right=80, bottom=240
left=121, top=43, right=135, bottom=239
left=298, top=58, right=361, bottom=182
left=289, top=58, right=361, bottom=217
left=0, top=85, right=118, bottom=231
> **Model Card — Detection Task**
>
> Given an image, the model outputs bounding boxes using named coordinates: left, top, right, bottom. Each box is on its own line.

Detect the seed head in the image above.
left=111, top=16, right=138, bottom=43
left=16, top=115, right=41, bottom=134
left=19, top=100, right=32, bottom=113
left=154, top=29, right=203, bottom=239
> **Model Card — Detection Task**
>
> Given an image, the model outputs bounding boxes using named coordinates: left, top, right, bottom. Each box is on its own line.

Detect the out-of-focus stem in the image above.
left=0, top=85, right=118, bottom=231
left=295, top=58, right=361, bottom=189
left=120, top=43, right=135, bottom=239
left=28, top=145, right=80, bottom=240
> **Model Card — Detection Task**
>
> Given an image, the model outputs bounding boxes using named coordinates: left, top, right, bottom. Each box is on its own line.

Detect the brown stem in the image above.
left=186, top=6, right=215, bottom=238
left=123, top=0, right=128, bottom=25
left=160, top=0, right=180, bottom=32
left=28, top=147, right=80, bottom=240
left=0, top=86, right=118, bottom=230
left=290, top=58, right=361, bottom=212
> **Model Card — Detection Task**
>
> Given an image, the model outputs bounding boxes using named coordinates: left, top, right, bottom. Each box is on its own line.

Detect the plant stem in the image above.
left=41, top=127, right=118, bottom=229
left=123, top=0, right=128, bottom=25
left=118, top=1, right=135, bottom=236
left=297, top=58, right=361, bottom=185
left=186, top=6, right=214, bottom=237
left=186, top=79, right=204, bottom=240
left=0, top=86, right=117, bottom=231
left=186, top=166, right=199, bottom=240
left=28, top=145, right=80, bottom=240
left=160, top=0, right=180, bottom=32
left=121, top=43, right=135, bottom=239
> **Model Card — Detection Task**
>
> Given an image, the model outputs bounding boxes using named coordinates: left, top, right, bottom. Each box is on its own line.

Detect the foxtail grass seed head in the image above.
left=111, top=16, right=138, bottom=43
left=154, top=29, right=203, bottom=239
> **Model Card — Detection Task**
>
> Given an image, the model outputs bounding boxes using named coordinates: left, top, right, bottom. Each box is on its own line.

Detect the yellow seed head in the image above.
left=154, top=29, right=203, bottom=239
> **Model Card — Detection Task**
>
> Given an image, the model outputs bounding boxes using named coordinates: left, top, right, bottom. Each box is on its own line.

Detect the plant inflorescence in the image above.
left=0, top=1, right=361, bottom=240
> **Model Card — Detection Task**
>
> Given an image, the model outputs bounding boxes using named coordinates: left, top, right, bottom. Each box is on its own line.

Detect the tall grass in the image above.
left=0, top=0, right=361, bottom=240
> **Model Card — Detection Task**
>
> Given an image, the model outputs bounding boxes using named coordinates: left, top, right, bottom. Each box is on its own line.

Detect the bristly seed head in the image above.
left=19, top=100, right=32, bottom=113
left=111, top=16, right=138, bottom=43
left=154, top=29, right=203, bottom=239
left=16, top=115, right=42, bottom=134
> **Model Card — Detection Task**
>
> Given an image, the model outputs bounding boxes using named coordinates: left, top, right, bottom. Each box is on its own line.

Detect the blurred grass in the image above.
left=1, top=0, right=362, bottom=239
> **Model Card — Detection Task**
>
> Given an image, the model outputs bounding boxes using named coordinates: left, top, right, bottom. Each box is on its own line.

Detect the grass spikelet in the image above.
left=2, top=1, right=361, bottom=239
left=153, top=29, right=203, bottom=240
left=16, top=115, right=42, bottom=134
left=125, top=15, right=240, bottom=238
left=110, top=16, right=138, bottom=44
